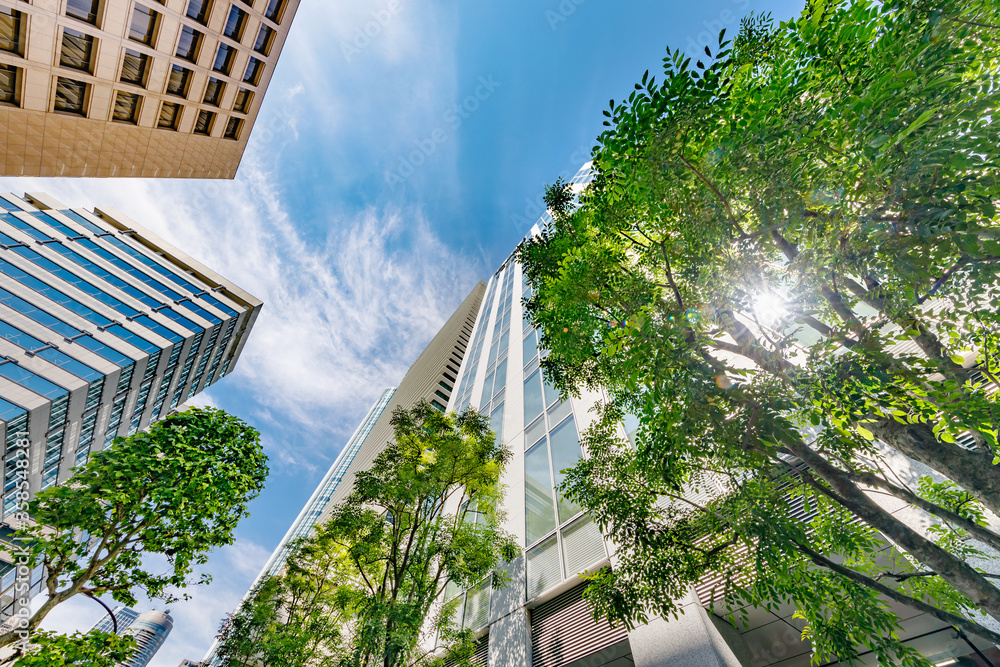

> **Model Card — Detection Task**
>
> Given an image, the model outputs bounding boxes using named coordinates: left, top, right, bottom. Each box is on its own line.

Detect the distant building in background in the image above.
left=178, top=660, right=202, bottom=667
left=0, top=191, right=262, bottom=621
left=123, top=609, right=173, bottom=667
left=0, top=0, right=300, bottom=178
left=202, top=281, right=486, bottom=665
left=92, top=604, right=140, bottom=635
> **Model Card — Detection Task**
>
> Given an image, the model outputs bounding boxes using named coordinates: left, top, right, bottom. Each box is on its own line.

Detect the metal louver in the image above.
left=561, top=515, right=607, bottom=577
left=530, top=582, right=628, bottom=667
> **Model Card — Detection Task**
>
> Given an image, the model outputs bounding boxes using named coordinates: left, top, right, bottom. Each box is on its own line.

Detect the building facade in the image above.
left=92, top=604, right=141, bottom=635
left=0, top=190, right=261, bottom=618
left=0, top=0, right=299, bottom=178
left=202, top=281, right=485, bottom=666
left=123, top=609, right=173, bottom=667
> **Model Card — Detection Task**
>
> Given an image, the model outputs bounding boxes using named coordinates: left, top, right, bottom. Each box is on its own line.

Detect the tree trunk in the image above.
left=868, top=417, right=1000, bottom=518
left=782, top=437, right=1000, bottom=622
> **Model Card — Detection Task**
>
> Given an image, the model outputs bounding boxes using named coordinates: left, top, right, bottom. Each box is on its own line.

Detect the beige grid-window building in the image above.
left=0, top=0, right=298, bottom=178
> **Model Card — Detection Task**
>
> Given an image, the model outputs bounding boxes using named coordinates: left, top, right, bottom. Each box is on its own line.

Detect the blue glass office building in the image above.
left=0, top=191, right=261, bottom=617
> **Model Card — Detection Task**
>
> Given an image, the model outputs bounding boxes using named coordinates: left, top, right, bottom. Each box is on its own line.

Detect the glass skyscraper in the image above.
left=123, top=609, right=174, bottom=667
left=91, top=604, right=141, bottom=635
left=0, top=190, right=261, bottom=621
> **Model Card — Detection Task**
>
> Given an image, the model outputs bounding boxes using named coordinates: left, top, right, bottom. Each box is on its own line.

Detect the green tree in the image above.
left=325, top=401, right=517, bottom=667
left=519, top=0, right=1000, bottom=662
left=2, top=629, right=135, bottom=666
left=0, top=407, right=267, bottom=648
left=215, top=533, right=354, bottom=667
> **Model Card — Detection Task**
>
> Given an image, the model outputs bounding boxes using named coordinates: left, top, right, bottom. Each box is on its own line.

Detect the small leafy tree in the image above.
left=326, top=401, right=517, bottom=667
left=520, top=0, right=1000, bottom=662
left=2, top=630, right=135, bottom=666
left=0, top=407, right=268, bottom=647
left=215, top=534, right=354, bottom=667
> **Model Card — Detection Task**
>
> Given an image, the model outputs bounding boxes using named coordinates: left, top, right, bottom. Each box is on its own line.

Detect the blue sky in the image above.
left=0, top=0, right=803, bottom=662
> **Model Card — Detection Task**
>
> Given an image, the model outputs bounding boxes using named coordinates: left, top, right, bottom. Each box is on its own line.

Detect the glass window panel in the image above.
left=547, top=398, right=572, bottom=428
left=223, top=116, right=242, bottom=139
left=524, top=441, right=556, bottom=545
left=60, top=28, right=94, bottom=72
left=112, top=91, right=140, bottom=123
left=213, top=44, right=235, bottom=74
left=0, top=7, right=22, bottom=54
left=497, top=329, right=509, bottom=356
left=0, top=64, right=17, bottom=105
left=65, top=0, right=99, bottom=25
left=522, top=330, right=537, bottom=366
left=203, top=77, right=223, bottom=105
left=158, top=101, right=180, bottom=128
left=194, top=109, right=214, bottom=134
left=119, top=49, right=148, bottom=86
left=264, top=0, right=284, bottom=21
left=549, top=417, right=582, bottom=523
left=479, top=371, right=493, bottom=409
left=128, top=5, right=157, bottom=45
left=253, top=24, right=274, bottom=55
left=0, top=363, right=67, bottom=400
left=54, top=77, right=87, bottom=114
left=523, top=369, right=544, bottom=426
left=223, top=5, right=247, bottom=40
left=525, top=415, right=546, bottom=450
left=526, top=535, right=560, bottom=600
left=242, top=56, right=262, bottom=84
left=186, top=0, right=211, bottom=24
left=561, top=515, right=607, bottom=577
left=489, top=402, right=504, bottom=444
left=233, top=87, right=252, bottom=113
left=165, top=64, right=190, bottom=97
left=493, top=358, right=507, bottom=396
left=463, top=580, right=491, bottom=631
left=487, top=339, right=499, bottom=367
left=543, top=371, right=560, bottom=408
left=175, top=25, right=201, bottom=61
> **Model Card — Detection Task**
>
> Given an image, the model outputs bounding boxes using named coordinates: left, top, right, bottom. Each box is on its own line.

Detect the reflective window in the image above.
left=158, top=101, right=180, bottom=129
left=119, top=49, right=148, bottom=87
left=65, top=0, right=99, bottom=25
left=0, top=322, right=101, bottom=382
left=127, top=5, right=158, bottom=45
left=549, top=417, right=582, bottom=522
left=264, top=0, right=284, bottom=21
left=112, top=91, right=141, bottom=123
left=165, top=64, right=190, bottom=97
left=203, top=77, right=224, bottom=106
left=223, top=116, right=243, bottom=139
left=194, top=109, right=214, bottom=135
left=252, top=24, right=274, bottom=55
left=186, top=0, right=211, bottom=24
left=175, top=25, right=201, bottom=62
left=213, top=44, right=235, bottom=74
left=53, top=77, right=87, bottom=115
left=233, top=87, right=252, bottom=113
left=0, top=64, right=18, bottom=106
left=60, top=28, right=95, bottom=72
left=242, top=57, right=262, bottom=85
left=0, top=362, right=67, bottom=400
left=524, top=442, right=557, bottom=545
left=223, top=5, right=247, bottom=41
left=0, top=7, right=23, bottom=54
left=523, top=369, right=544, bottom=426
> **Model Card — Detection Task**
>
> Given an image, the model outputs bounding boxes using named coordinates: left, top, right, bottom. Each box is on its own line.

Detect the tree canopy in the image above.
left=0, top=407, right=268, bottom=649
left=519, top=0, right=1000, bottom=662
left=216, top=401, right=517, bottom=667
